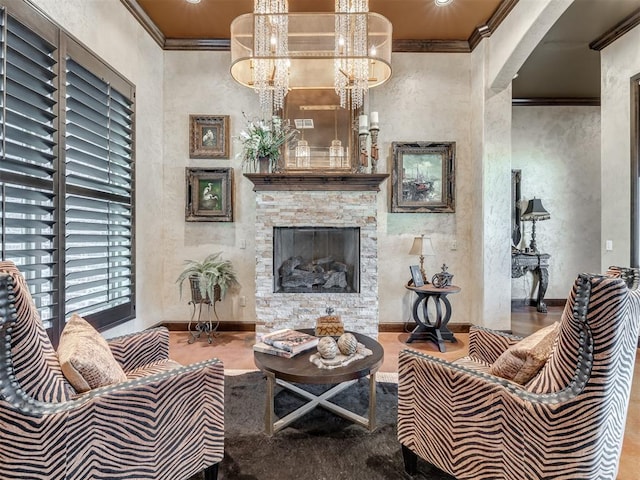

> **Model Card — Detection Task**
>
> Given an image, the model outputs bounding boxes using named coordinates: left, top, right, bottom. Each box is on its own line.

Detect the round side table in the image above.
left=405, top=283, right=461, bottom=352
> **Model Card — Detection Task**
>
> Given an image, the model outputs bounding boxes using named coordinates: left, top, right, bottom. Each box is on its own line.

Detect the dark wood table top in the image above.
left=405, top=283, right=461, bottom=295
left=254, top=329, right=384, bottom=384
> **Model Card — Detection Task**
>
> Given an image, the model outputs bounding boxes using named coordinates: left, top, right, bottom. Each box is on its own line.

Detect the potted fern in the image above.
left=176, top=252, right=239, bottom=304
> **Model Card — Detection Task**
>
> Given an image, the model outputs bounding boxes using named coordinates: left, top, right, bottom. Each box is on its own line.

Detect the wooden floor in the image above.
left=169, top=306, right=640, bottom=480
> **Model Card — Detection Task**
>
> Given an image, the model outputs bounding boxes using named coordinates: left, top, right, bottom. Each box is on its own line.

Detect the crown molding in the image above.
left=119, top=0, right=165, bottom=48
left=392, top=39, right=470, bottom=53
left=512, top=97, right=600, bottom=107
left=468, top=0, right=519, bottom=51
left=164, top=38, right=231, bottom=51
left=589, top=8, right=640, bottom=51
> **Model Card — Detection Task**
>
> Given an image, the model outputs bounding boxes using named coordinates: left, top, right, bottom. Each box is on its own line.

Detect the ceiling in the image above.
left=513, top=0, right=640, bottom=100
left=126, top=0, right=640, bottom=100
left=132, top=0, right=505, bottom=41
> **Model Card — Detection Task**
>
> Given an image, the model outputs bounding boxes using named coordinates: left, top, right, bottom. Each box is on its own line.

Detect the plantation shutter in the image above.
left=64, top=57, right=134, bottom=328
left=0, top=10, right=58, bottom=329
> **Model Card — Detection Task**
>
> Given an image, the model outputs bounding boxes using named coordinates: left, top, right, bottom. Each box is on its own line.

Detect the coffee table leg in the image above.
left=265, top=371, right=276, bottom=435
left=369, top=372, right=377, bottom=432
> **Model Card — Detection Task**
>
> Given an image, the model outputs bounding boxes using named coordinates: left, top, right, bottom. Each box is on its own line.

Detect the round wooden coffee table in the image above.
left=254, top=329, right=384, bottom=435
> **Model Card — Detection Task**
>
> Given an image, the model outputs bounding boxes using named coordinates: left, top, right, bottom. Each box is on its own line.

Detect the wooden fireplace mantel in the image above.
left=243, top=173, right=389, bottom=191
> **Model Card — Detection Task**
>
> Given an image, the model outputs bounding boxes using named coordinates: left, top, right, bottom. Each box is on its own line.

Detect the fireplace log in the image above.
left=322, top=271, right=347, bottom=289
left=281, top=270, right=329, bottom=289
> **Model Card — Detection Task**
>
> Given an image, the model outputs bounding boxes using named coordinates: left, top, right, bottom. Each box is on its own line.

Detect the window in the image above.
left=0, top=2, right=135, bottom=343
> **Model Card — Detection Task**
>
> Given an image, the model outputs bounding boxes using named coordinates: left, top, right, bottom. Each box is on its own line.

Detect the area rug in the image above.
left=189, top=371, right=455, bottom=480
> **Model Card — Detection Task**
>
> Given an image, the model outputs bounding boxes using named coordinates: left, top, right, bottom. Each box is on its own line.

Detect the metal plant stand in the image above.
left=187, top=281, right=221, bottom=344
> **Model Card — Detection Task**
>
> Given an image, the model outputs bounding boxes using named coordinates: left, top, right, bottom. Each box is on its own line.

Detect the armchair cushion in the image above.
left=57, top=313, right=127, bottom=393
left=489, top=321, right=559, bottom=384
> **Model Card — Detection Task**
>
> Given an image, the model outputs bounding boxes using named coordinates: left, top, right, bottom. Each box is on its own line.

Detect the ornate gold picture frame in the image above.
left=185, top=168, right=233, bottom=222
left=189, top=115, right=229, bottom=158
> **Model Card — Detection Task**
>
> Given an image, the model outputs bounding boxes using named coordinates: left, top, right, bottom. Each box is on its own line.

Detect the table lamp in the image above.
left=521, top=198, right=550, bottom=253
left=409, top=234, right=435, bottom=282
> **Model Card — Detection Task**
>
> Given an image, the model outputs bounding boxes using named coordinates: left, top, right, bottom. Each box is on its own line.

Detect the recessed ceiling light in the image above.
left=435, top=0, right=453, bottom=6
left=185, top=0, right=201, bottom=4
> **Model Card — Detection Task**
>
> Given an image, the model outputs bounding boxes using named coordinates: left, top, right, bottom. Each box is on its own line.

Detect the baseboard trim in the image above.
left=511, top=298, right=566, bottom=309
left=160, top=321, right=255, bottom=332
left=378, top=322, right=472, bottom=333
left=160, top=321, right=472, bottom=334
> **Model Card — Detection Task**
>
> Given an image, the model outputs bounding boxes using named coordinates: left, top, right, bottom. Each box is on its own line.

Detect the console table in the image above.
left=511, top=251, right=550, bottom=313
left=404, top=283, right=460, bottom=352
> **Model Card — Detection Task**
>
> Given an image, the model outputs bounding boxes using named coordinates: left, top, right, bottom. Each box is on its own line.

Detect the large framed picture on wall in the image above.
left=391, top=141, right=455, bottom=213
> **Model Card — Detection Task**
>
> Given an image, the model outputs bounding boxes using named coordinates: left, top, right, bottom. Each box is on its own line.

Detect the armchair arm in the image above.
left=468, top=325, right=523, bottom=364
left=108, top=327, right=170, bottom=372
left=8, top=357, right=223, bottom=415
left=1, top=359, right=225, bottom=479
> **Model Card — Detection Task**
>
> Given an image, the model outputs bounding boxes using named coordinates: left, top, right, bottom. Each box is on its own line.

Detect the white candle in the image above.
left=370, top=111, right=379, bottom=129
left=359, top=114, right=368, bottom=134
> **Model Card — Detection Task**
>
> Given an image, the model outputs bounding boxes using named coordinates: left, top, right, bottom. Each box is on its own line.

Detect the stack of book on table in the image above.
left=253, top=328, right=319, bottom=358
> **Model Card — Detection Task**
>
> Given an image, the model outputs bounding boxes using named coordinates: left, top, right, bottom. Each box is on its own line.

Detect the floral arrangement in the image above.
left=237, top=114, right=297, bottom=172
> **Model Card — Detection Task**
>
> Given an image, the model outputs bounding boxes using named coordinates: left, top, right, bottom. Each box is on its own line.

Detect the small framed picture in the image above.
left=185, top=168, right=233, bottom=222
left=189, top=115, right=229, bottom=158
left=409, top=265, right=424, bottom=287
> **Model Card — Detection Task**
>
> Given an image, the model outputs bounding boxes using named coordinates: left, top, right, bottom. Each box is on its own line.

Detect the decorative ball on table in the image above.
left=317, top=336, right=339, bottom=359
left=337, top=333, right=358, bottom=356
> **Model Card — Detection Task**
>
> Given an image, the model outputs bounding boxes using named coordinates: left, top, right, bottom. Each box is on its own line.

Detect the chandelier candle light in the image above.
left=335, top=0, right=369, bottom=109
left=252, top=0, right=289, bottom=112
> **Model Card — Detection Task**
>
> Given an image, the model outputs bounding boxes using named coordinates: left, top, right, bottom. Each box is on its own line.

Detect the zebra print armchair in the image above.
left=0, top=262, right=224, bottom=480
left=398, top=272, right=640, bottom=480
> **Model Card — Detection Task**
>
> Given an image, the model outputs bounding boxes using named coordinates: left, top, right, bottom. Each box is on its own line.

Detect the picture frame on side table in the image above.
left=391, top=141, right=455, bottom=213
left=409, top=265, right=424, bottom=287
left=189, top=115, right=229, bottom=158
left=185, top=168, right=233, bottom=222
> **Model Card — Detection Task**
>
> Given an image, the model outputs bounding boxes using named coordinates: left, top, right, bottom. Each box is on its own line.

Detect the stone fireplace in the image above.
left=249, top=174, right=387, bottom=339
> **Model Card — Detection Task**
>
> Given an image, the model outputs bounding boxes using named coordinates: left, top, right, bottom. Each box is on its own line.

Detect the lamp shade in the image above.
left=521, top=198, right=550, bottom=221
left=409, top=235, right=435, bottom=256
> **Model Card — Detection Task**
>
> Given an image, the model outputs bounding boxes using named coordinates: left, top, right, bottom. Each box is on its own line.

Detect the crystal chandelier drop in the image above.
left=334, top=0, right=369, bottom=109
left=253, top=0, right=289, bottom=112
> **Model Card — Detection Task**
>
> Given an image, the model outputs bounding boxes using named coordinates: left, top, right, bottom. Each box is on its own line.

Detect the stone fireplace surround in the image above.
left=248, top=174, right=387, bottom=339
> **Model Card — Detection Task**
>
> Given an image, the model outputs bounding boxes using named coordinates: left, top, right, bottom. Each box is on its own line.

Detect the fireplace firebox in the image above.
left=273, top=227, right=360, bottom=293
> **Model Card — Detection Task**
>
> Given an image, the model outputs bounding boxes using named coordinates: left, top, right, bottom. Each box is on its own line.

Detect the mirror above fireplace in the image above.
left=280, top=89, right=360, bottom=173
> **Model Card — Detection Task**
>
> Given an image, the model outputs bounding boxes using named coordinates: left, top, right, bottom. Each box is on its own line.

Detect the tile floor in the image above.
left=168, top=307, right=640, bottom=480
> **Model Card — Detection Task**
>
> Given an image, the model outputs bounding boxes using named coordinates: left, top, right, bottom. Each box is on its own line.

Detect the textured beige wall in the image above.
left=29, top=0, right=165, bottom=337
left=600, top=24, right=640, bottom=271
left=512, top=106, right=601, bottom=300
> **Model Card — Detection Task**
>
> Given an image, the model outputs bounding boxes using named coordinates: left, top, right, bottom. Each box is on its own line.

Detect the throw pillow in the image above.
left=57, top=314, right=127, bottom=393
left=489, top=322, right=560, bottom=385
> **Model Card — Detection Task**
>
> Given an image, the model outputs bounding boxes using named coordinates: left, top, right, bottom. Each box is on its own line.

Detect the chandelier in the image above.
left=230, top=6, right=392, bottom=112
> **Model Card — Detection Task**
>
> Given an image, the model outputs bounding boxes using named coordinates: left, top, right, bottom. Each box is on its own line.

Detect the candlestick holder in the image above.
left=358, top=132, right=369, bottom=173
left=369, top=126, right=379, bottom=173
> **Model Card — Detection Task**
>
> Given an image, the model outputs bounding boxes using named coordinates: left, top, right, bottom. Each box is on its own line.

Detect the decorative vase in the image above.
left=258, top=156, right=270, bottom=174
left=337, top=333, right=358, bottom=356
left=317, top=336, right=339, bottom=359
